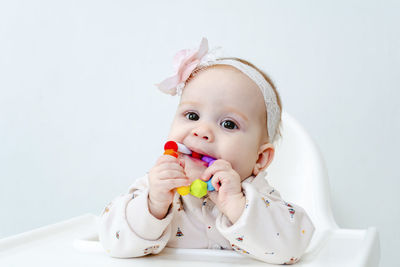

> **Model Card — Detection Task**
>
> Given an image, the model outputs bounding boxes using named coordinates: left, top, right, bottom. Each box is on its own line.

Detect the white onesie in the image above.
left=98, top=171, right=315, bottom=265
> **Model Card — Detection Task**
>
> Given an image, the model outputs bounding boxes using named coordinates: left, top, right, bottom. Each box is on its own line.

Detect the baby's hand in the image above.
left=148, top=155, right=190, bottom=219
left=200, top=160, right=246, bottom=224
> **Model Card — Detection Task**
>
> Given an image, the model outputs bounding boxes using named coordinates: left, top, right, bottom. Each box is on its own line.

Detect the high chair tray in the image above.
left=0, top=214, right=379, bottom=267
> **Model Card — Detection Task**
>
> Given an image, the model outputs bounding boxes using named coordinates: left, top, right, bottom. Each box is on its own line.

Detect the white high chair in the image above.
left=0, top=111, right=380, bottom=267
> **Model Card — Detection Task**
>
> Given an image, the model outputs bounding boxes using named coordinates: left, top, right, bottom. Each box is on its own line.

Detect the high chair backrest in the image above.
left=266, top=111, right=338, bottom=231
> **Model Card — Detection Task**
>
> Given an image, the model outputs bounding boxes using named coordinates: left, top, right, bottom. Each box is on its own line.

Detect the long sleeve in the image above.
left=98, top=174, right=175, bottom=258
left=215, top=171, right=315, bottom=265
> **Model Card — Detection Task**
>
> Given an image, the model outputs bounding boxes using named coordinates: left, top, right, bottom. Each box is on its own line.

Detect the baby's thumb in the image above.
left=179, top=159, right=185, bottom=168
left=207, top=191, right=218, bottom=205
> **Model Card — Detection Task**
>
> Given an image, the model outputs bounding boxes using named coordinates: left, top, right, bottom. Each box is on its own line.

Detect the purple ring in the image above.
left=202, top=155, right=216, bottom=163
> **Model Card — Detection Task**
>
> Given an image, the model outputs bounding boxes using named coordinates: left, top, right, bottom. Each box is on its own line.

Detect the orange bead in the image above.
left=164, top=149, right=178, bottom=158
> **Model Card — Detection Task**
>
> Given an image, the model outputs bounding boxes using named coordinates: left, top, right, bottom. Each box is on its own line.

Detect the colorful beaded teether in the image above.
left=163, top=141, right=216, bottom=198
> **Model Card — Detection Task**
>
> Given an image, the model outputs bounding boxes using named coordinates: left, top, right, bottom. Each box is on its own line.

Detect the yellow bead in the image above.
left=177, top=186, right=190, bottom=196
left=190, top=179, right=208, bottom=198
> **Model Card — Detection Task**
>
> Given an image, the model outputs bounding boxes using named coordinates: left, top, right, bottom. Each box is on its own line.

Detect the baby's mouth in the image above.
left=185, top=154, right=208, bottom=167
left=183, top=146, right=216, bottom=167
left=182, top=152, right=207, bottom=167
left=175, top=142, right=216, bottom=168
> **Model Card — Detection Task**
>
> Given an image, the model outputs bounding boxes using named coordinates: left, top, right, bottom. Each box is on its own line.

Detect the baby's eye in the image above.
left=221, top=120, right=238, bottom=130
left=185, top=112, right=199, bottom=121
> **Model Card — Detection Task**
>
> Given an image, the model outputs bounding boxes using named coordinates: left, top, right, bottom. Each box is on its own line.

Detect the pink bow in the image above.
left=156, top=37, right=209, bottom=95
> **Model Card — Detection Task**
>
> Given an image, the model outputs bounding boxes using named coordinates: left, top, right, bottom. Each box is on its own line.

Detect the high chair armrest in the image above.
left=0, top=214, right=380, bottom=267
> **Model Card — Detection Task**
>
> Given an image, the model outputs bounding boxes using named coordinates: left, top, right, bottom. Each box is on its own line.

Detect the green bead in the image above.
left=190, top=179, right=208, bottom=198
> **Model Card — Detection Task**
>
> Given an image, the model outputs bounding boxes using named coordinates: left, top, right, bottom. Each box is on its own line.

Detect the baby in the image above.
left=99, top=38, right=315, bottom=265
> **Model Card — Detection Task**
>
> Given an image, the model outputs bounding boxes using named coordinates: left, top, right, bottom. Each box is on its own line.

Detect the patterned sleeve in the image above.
left=215, top=172, right=315, bottom=265
left=98, top=174, right=174, bottom=258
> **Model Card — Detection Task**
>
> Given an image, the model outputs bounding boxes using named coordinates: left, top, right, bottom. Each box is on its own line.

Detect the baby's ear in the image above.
left=252, top=143, right=275, bottom=176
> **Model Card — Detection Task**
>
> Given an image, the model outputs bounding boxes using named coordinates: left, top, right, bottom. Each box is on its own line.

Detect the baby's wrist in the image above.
left=148, top=196, right=171, bottom=220
left=223, top=194, right=246, bottom=224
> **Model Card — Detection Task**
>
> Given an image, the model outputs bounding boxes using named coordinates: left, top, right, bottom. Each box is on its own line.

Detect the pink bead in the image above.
left=208, top=159, right=216, bottom=167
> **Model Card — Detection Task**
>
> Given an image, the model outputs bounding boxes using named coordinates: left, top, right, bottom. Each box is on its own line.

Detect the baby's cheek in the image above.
left=229, top=157, right=254, bottom=181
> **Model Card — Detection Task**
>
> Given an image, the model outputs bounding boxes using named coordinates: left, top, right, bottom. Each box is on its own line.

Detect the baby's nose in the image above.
left=193, top=132, right=209, bottom=140
left=192, top=126, right=214, bottom=142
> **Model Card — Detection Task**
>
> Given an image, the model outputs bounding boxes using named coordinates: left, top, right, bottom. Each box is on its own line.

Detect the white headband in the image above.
left=156, top=38, right=281, bottom=142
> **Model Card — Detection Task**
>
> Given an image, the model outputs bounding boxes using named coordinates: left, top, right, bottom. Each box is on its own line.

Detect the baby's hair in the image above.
left=185, top=57, right=283, bottom=144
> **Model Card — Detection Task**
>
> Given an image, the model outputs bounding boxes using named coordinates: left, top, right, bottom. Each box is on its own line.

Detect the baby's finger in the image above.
left=210, top=175, right=221, bottom=191
left=162, top=178, right=191, bottom=191
left=154, top=162, right=184, bottom=173
left=210, top=171, right=231, bottom=191
left=178, top=158, right=185, bottom=168
left=158, top=170, right=187, bottom=180
left=200, top=159, right=232, bottom=182
left=207, top=191, right=219, bottom=205
left=156, top=154, right=180, bottom=165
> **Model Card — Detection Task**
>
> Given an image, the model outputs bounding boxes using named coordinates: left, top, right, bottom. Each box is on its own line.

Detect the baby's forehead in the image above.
left=186, top=66, right=265, bottom=103
left=181, top=70, right=266, bottom=119
left=188, top=65, right=260, bottom=92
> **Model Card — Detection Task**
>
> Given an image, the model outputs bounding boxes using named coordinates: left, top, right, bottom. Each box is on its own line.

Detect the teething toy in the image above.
left=163, top=141, right=216, bottom=198
left=189, top=179, right=208, bottom=198
left=164, top=141, right=179, bottom=158
left=164, top=141, right=190, bottom=195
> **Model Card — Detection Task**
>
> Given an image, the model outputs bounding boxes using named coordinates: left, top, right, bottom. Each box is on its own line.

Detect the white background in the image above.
left=0, top=0, right=398, bottom=266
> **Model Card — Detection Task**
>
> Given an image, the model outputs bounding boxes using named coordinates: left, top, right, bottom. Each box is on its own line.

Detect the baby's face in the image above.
left=167, top=65, right=269, bottom=182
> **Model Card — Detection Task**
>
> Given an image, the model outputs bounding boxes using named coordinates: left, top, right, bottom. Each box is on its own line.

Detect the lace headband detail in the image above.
left=156, top=37, right=281, bottom=142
